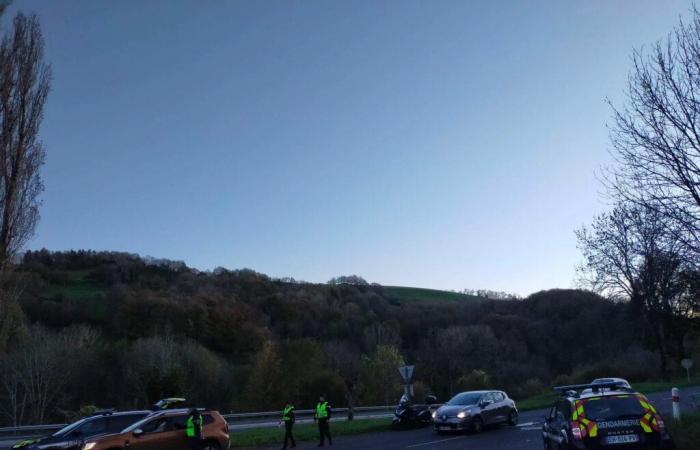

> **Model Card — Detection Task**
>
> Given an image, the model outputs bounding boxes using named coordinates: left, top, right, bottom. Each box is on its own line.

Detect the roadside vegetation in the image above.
left=668, top=412, right=700, bottom=450
left=233, top=418, right=393, bottom=448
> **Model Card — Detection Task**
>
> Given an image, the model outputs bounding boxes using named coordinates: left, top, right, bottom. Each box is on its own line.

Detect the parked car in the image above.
left=81, top=408, right=229, bottom=450
left=432, top=390, right=518, bottom=433
left=543, top=381, right=674, bottom=449
left=12, top=410, right=150, bottom=450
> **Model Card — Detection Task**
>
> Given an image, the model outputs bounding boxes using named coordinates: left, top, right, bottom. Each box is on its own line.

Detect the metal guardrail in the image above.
left=223, top=405, right=395, bottom=421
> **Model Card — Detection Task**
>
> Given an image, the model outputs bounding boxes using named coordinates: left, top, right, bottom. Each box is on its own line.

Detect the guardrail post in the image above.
left=671, top=387, right=680, bottom=421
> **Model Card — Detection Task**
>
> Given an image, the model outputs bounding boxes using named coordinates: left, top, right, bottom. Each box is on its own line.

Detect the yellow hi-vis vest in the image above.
left=316, top=402, right=329, bottom=419
left=283, top=405, right=295, bottom=421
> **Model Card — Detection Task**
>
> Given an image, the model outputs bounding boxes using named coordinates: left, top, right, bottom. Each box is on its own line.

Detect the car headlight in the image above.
left=457, top=411, right=469, bottom=419
left=431, top=411, right=436, bottom=419
left=82, top=443, right=96, bottom=450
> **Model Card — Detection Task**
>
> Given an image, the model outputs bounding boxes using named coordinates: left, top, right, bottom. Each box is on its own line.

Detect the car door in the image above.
left=542, top=405, right=558, bottom=450
left=169, top=413, right=191, bottom=450
left=480, top=393, right=499, bottom=425
left=129, top=416, right=180, bottom=450
left=546, top=400, right=570, bottom=449
left=493, top=392, right=508, bottom=423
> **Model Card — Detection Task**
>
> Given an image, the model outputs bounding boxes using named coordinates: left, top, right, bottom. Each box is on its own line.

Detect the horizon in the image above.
left=5, top=0, right=696, bottom=296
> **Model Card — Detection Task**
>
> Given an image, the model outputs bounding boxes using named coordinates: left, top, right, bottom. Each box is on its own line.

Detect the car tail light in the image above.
left=570, top=422, right=582, bottom=440
left=655, top=415, right=665, bottom=432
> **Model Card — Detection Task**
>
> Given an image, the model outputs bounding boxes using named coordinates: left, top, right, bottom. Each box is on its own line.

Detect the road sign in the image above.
left=681, top=358, right=693, bottom=383
left=398, top=365, right=415, bottom=383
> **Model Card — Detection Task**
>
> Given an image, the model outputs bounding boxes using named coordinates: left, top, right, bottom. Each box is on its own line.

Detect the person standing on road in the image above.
left=186, top=408, right=203, bottom=450
left=314, top=395, right=332, bottom=447
left=279, top=400, right=296, bottom=449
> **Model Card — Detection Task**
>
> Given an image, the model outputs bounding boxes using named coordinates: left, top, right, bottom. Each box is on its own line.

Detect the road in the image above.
left=1, top=387, right=697, bottom=450
left=245, top=387, right=699, bottom=450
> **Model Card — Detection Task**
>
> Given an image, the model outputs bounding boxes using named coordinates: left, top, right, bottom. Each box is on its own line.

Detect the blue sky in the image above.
left=4, top=0, right=695, bottom=295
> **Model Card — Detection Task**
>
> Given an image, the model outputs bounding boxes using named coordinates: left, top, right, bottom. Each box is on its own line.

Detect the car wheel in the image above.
left=471, top=416, right=484, bottom=434
left=508, top=409, right=518, bottom=426
left=201, top=441, right=221, bottom=450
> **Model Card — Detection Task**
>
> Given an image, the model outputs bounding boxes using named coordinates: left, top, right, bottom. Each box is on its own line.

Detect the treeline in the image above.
left=0, top=250, right=697, bottom=426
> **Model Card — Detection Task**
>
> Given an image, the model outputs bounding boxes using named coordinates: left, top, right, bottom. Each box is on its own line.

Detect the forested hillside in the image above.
left=0, top=250, right=696, bottom=426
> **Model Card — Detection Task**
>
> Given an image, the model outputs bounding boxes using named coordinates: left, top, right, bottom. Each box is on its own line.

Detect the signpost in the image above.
left=398, top=365, right=415, bottom=400
left=681, top=358, right=693, bottom=383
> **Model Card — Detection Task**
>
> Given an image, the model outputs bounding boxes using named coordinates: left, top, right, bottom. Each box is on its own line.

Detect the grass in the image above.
left=383, top=286, right=486, bottom=303
left=44, top=270, right=107, bottom=300
left=668, top=412, right=700, bottom=450
left=232, top=418, right=393, bottom=448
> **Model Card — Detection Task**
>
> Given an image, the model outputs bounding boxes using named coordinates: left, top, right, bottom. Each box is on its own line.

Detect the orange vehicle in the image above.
left=81, top=408, right=230, bottom=450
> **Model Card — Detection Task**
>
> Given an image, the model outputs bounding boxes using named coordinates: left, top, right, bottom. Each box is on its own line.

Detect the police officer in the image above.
left=186, top=408, right=203, bottom=450
left=314, top=395, right=332, bottom=447
left=280, top=400, right=296, bottom=449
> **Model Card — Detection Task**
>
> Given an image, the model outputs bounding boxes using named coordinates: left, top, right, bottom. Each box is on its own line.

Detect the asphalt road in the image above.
left=1, top=388, right=698, bottom=450
left=248, top=387, right=699, bottom=450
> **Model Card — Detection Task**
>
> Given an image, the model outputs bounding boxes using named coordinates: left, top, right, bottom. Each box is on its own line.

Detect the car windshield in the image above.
left=53, top=418, right=89, bottom=437
left=447, top=392, right=482, bottom=406
left=582, top=396, right=646, bottom=421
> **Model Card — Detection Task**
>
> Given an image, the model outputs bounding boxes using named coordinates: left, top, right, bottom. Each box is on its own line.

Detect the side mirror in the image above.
left=425, top=395, right=437, bottom=405
left=133, top=428, right=144, bottom=437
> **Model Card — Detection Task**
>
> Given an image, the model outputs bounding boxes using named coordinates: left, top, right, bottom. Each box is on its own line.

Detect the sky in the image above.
left=3, top=0, right=696, bottom=296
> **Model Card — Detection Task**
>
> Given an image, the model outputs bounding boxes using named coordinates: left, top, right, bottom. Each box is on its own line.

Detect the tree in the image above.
left=607, top=7, right=700, bottom=258
left=576, top=203, right=697, bottom=374
left=0, top=11, right=50, bottom=351
left=359, top=345, right=404, bottom=406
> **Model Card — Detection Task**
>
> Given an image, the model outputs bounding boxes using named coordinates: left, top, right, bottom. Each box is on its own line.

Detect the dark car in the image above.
left=432, top=390, right=518, bottom=433
left=542, top=382, right=675, bottom=449
left=12, top=411, right=150, bottom=450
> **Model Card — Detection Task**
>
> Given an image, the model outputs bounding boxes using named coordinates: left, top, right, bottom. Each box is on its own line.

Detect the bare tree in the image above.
left=0, top=12, right=49, bottom=267
left=0, top=12, right=50, bottom=351
left=607, top=7, right=700, bottom=258
left=576, top=203, right=697, bottom=374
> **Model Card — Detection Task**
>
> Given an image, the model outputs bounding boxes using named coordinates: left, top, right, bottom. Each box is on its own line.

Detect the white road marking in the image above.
left=515, top=422, right=535, bottom=427
left=406, top=436, right=466, bottom=448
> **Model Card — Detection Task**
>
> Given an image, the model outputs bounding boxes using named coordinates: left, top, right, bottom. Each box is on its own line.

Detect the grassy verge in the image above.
left=668, top=412, right=700, bottom=450
left=232, top=418, right=393, bottom=448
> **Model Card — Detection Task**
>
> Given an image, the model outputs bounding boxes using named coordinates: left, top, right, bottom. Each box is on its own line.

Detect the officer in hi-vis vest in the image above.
left=280, top=400, right=296, bottom=449
left=314, top=395, right=332, bottom=447
left=186, top=408, right=203, bottom=450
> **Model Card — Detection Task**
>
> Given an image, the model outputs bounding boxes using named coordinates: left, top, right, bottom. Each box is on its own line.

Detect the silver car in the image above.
left=432, top=390, right=518, bottom=433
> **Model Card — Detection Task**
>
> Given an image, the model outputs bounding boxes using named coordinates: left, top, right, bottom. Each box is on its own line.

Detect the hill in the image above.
left=0, top=249, right=680, bottom=427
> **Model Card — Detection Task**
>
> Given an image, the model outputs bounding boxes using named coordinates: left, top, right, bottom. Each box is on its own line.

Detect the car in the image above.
left=81, top=408, right=230, bottom=450
left=542, top=381, right=675, bottom=450
left=12, top=410, right=151, bottom=450
left=432, top=390, right=518, bottom=433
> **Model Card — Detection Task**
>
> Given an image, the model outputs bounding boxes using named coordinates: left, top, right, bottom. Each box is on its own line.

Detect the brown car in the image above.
left=81, top=409, right=230, bottom=450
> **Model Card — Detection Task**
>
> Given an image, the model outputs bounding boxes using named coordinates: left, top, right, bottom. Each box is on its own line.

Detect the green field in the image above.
left=43, top=270, right=107, bottom=300
left=383, top=286, right=486, bottom=303
left=232, top=418, right=393, bottom=448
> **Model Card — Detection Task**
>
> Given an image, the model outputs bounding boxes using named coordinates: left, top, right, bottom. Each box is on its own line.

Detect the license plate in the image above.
left=604, top=434, right=640, bottom=445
